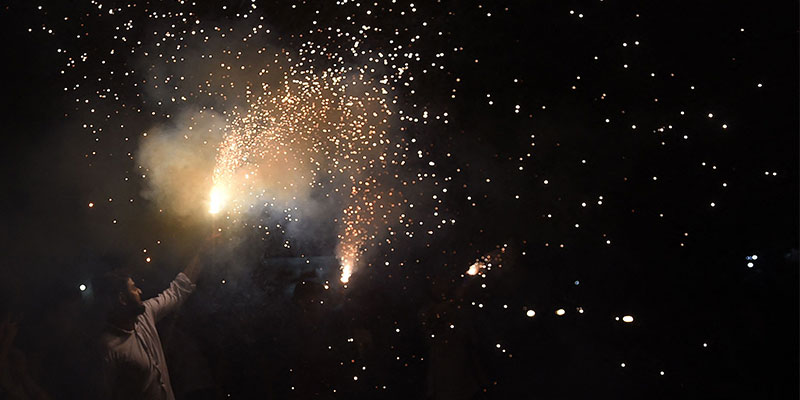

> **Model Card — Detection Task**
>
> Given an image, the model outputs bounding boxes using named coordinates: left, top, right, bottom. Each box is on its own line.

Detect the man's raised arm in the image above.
left=143, top=272, right=195, bottom=323
left=144, top=232, right=218, bottom=322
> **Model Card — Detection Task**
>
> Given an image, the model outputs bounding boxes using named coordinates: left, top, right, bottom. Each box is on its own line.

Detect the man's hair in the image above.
left=92, top=270, right=132, bottom=301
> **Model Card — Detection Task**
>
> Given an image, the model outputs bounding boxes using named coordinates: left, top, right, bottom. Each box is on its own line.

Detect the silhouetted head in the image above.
left=93, top=270, right=145, bottom=318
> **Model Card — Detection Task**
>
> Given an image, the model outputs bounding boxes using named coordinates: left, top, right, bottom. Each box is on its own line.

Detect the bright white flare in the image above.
left=208, top=185, right=227, bottom=214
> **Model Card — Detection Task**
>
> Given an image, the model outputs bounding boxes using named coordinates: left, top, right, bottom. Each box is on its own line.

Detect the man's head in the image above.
left=94, top=270, right=145, bottom=318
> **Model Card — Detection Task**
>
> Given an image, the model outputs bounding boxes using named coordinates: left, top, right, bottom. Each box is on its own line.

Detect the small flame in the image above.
left=466, top=261, right=485, bottom=276
left=208, top=185, right=227, bottom=214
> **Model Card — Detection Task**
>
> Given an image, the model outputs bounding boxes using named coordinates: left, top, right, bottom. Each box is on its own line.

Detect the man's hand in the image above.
left=183, top=230, right=222, bottom=282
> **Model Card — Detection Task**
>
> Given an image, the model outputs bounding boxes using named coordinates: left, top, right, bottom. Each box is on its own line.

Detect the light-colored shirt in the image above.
left=101, top=273, right=195, bottom=400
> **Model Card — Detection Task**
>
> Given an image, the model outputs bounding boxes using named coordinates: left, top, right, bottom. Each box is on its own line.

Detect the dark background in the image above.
left=1, top=0, right=797, bottom=399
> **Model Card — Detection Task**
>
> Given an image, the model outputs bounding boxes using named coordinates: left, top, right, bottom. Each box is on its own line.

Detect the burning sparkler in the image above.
left=340, top=262, right=353, bottom=284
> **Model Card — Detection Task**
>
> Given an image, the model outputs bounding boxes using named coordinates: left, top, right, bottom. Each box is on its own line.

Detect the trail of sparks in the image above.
left=465, top=245, right=506, bottom=277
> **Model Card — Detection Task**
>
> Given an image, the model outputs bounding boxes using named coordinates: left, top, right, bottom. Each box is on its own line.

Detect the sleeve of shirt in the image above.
left=144, top=272, right=196, bottom=323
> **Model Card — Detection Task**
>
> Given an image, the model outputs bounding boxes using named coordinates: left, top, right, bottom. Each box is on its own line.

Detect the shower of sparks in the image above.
left=209, top=56, right=405, bottom=283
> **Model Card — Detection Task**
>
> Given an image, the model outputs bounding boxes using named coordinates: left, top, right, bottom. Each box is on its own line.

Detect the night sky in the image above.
left=1, top=0, right=798, bottom=399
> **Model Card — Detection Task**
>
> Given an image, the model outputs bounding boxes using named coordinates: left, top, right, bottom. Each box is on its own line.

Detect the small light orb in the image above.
left=79, top=284, right=87, bottom=292
left=555, top=308, right=566, bottom=316
left=526, top=310, right=536, bottom=317
left=622, top=315, right=634, bottom=323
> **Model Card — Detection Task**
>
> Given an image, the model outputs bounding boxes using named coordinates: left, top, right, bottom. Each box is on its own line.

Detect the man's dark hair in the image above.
left=92, top=269, right=132, bottom=301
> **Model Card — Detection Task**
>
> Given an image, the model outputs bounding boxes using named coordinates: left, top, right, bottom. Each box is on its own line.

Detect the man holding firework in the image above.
left=95, top=235, right=214, bottom=400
